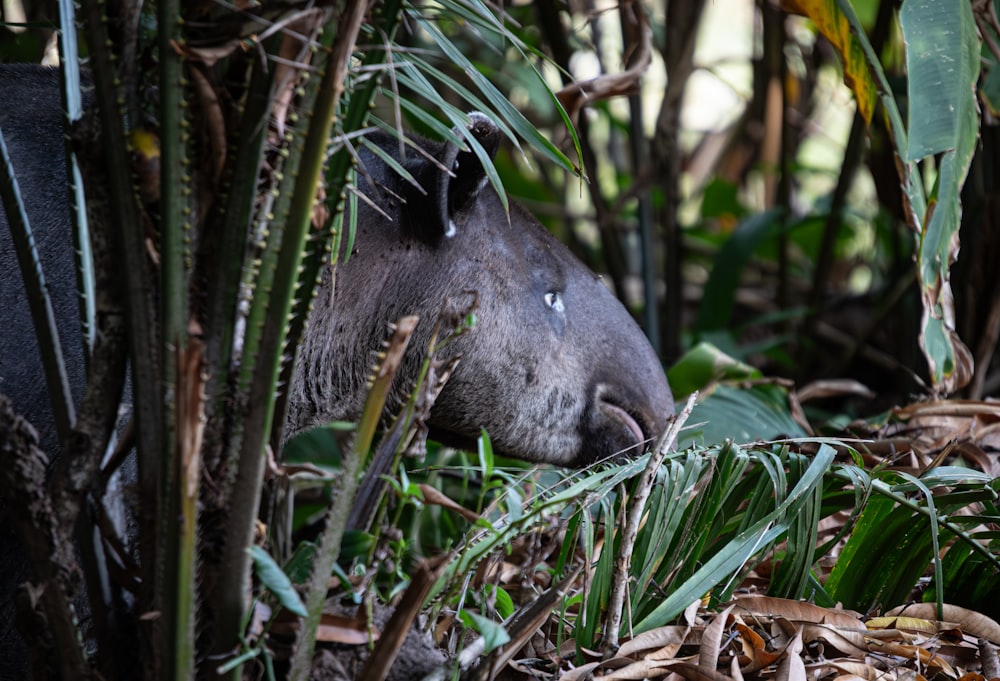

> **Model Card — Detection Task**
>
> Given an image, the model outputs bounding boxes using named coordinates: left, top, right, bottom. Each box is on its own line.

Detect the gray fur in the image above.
left=0, top=65, right=87, bottom=456
left=0, top=66, right=91, bottom=674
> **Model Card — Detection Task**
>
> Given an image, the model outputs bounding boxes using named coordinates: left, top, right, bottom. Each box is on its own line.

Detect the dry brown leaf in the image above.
left=560, top=661, right=603, bottom=681
left=700, top=605, right=736, bottom=670
left=931, top=643, right=982, bottom=669
left=597, top=658, right=676, bottom=679
left=683, top=599, right=703, bottom=626
left=775, top=629, right=806, bottom=681
left=891, top=671, right=928, bottom=681
left=886, top=400, right=1000, bottom=441
left=979, top=637, right=1000, bottom=678
left=314, top=612, right=379, bottom=645
left=867, top=616, right=951, bottom=636
left=821, top=659, right=883, bottom=680
left=729, top=654, right=745, bottom=681
left=796, top=379, right=876, bottom=402
left=885, top=604, right=1000, bottom=645
left=866, top=640, right=957, bottom=675
left=801, top=623, right=871, bottom=657
left=669, top=660, right=738, bottom=681
left=417, top=483, right=480, bottom=523
left=955, top=673, right=986, bottom=681
left=732, top=595, right=865, bottom=630
left=247, top=601, right=272, bottom=641
left=770, top=617, right=799, bottom=650
left=188, top=66, right=227, bottom=184
left=938, top=330, right=975, bottom=395
left=735, top=621, right=782, bottom=671
left=619, top=625, right=694, bottom=659
left=863, top=629, right=918, bottom=642
left=949, top=440, right=1000, bottom=476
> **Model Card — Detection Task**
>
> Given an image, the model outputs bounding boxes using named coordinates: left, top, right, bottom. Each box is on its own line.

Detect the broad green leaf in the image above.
left=829, top=499, right=940, bottom=611
left=919, top=314, right=960, bottom=389
left=901, top=0, right=980, bottom=161
left=983, top=67, right=1000, bottom=116
left=821, top=466, right=1000, bottom=614
left=282, top=542, right=318, bottom=585
left=982, top=4, right=1000, bottom=115
left=937, top=542, right=1000, bottom=611
left=681, top=384, right=807, bottom=448
left=250, top=546, right=308, bottom=618
left=489, top=585, right=515, bottom=620
left=816, top=480, right=890, bottom=606
left=282, top=422, right=351, bottom=469
left=915, top=466, right=995, bottom=487
left=789, top=0, right=978, bottom=394
left=460, top=611, right=510, bottom=654
left=902, top=0, right=980, bottom=392
left=667, top=342, right=760, bottom=398
left=894, top=471, right=945, bottom=613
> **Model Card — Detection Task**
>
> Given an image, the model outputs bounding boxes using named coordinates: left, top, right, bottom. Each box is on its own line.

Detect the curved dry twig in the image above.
left=555, top=0, right=652, bottom=121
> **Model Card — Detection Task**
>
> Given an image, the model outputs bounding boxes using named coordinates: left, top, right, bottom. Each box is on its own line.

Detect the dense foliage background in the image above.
left=1, top=0, right=999, bottom=680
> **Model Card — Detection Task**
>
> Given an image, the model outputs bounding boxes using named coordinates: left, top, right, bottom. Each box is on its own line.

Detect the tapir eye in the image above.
left=544, top=291, right=564, bottom=314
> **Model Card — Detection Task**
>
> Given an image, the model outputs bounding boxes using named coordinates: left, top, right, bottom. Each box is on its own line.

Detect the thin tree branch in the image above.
left=602, top=392, right=696, bottom=653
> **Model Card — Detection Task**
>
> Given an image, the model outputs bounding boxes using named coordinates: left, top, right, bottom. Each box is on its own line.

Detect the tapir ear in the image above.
left=432, top=112, right=501, bottom=238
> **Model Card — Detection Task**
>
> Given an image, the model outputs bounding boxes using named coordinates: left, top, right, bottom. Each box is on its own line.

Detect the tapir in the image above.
left=288, top=116, right=673, bottom=466
left=0, top=63, right=673, bottom=671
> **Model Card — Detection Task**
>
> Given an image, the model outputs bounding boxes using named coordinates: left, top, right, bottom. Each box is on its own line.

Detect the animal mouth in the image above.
left=598, top=396, right=648, bottom=452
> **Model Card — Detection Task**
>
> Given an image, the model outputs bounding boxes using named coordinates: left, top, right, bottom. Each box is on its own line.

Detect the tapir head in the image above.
left=288, top=114, right=674, bottom=467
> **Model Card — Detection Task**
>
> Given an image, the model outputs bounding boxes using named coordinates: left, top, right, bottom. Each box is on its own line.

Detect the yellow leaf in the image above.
left=885, top=603, right=1000, bottom=645
left=866, top=616, right=944, bottom=636
left=781, top=0, right=877, bottom=123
